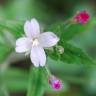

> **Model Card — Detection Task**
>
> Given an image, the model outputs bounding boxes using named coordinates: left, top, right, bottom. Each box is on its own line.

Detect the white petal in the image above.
left=15, top=46, right=29, bottom=53
left=15, top=37, right=31, bottom=53
left=16, top=37, right=30, bottom=46
left=39, top=32, right=59, bottom=48
left=31, top=18, right=40, bottom=37
left=24, top=19, right=40, bottom=38
left=24, top=21, right=33, bottom=38
left=30, top=46, right=46, bottom=67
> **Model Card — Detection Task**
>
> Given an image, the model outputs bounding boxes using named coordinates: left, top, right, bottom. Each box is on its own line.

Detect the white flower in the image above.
left=15, top=18, right=59, bottom=67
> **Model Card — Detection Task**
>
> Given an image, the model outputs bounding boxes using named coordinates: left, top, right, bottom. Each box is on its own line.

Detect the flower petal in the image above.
left=15, top=37, right=31, bottom=53
left=30, top=46, right=46, bottom=67
left=24, top=20, right=33, bottom=38
left=24, top=18, right=40, bottom=38
left=16, top=37, right=30, bottom=46
left=15, top=46, right=29, bottom=53
left=31, top=18, right=40, bottom=37
left=39, top=32, right=59, bottom=48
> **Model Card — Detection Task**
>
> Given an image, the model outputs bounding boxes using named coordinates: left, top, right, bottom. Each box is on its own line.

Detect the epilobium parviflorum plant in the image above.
left=0, top=9, right=96, bottom=96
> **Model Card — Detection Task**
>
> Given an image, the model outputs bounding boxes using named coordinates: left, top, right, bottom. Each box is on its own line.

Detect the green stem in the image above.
left=45, top=65, right=51, bottom=77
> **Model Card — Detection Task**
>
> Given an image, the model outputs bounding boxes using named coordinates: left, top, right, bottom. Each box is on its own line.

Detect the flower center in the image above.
left=32, top=38, right=39, bottom=46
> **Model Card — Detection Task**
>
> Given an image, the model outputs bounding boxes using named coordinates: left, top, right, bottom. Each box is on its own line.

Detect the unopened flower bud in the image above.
left=48, top=76, right=62, bottom=90
left=73, top=10, right=90, bottom=24
left=58, top=46, right=64, bottom=54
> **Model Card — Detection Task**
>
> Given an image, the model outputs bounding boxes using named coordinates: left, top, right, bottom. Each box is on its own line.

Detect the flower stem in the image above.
left=45, top=65, right=51, bottom=77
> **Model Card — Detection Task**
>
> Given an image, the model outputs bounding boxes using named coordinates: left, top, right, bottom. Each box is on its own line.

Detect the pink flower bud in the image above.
left=73, top=10, right=90, bottom=24
left=48, top=76, right=62, bottom=90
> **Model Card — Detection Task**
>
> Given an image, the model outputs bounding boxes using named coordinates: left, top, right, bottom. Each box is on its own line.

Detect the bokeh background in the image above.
left=0, top=0, right=96, bottom=96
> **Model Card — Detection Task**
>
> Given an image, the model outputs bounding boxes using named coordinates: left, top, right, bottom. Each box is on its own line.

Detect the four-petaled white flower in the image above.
left=15, top=18, right=59, bottom=67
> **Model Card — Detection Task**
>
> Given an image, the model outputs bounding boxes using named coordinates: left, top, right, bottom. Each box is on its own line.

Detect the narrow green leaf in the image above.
left=61, top=42, right=95, bottom=64
left=27, top=67, right=45, bottom=96
left=0, top=20, right=23, bottom=38
left=47, top=42, right=95, bottom=65
left=0, top=20, right=23, bottom=63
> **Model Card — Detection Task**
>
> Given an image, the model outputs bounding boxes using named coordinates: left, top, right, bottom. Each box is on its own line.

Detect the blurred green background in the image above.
left=0, top=0, right=96, bottom=96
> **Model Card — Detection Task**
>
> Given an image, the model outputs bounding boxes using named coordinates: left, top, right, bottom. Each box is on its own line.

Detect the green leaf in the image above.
left=0, top=20, right=23, bottom=38
left=0, top=20, right=23, bottom=63
left=47, top=42, right=95, bottom=65
left=47, top=18, right=95, bottom=41
left=27, top=67, right=45, bottom=96
left=61, top=42, right=95, bottom=64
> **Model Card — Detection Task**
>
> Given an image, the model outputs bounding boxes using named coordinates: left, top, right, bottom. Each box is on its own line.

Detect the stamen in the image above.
left=32, top=39, right=39, bottom=46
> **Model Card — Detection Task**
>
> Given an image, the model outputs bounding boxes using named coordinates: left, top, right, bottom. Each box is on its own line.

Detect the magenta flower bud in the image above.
left=73, top=10, right=90, bottom=24
left=48, top=76, right=62, bottom=90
